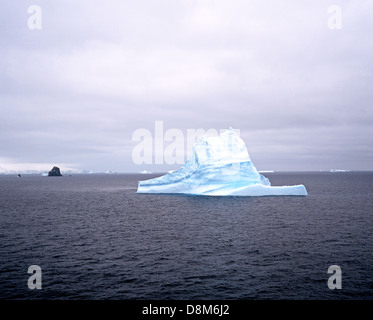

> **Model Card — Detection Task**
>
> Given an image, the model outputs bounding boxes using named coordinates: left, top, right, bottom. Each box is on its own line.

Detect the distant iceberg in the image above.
left=139, top=170, right=152, bottom=174
left=137, top=128, right=307, bottom=196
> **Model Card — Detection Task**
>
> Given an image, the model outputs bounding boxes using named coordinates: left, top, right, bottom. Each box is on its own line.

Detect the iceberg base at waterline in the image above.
left=137, top=128, right=307, bottom=197
left=138, top=181, right=307, bottom=196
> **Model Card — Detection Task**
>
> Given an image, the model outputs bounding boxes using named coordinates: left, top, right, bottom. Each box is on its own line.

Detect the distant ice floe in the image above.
left=139, top=170, right=152, bottom=174
left=137, top=128, right=307, bottom=196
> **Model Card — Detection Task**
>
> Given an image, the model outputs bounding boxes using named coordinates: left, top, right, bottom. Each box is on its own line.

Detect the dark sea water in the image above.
left=0, top=172, right=372, bottom=300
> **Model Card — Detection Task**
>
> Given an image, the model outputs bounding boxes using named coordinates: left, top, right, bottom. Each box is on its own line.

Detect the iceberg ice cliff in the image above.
left=137, top=128, right=307, bottom=196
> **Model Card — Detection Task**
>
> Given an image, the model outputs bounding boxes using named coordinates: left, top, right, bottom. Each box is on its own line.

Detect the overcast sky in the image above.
left=1, top=0, right=372, bottom=173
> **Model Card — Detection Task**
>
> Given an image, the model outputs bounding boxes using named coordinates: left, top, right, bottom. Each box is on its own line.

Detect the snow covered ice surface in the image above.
left=137, top=128, right=307, bottom=196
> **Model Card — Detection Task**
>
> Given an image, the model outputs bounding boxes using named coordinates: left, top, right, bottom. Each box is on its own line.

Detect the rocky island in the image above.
left=48, top=166, right=63, bottom=176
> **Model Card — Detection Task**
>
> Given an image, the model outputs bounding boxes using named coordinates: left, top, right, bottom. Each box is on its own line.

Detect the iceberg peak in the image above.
left=137, top=128, right=307, bottom=196
left=194, top=127, right=250, bottom=166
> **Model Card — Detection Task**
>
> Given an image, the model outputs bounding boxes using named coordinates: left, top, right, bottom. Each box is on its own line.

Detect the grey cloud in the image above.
left=1, top=1, right=372, bottom=172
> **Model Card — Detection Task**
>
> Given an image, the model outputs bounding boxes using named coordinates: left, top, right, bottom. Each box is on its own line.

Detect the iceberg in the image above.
left=137, top=128, right=307, bottom=196
left=139, top=170, right=152, bottom=174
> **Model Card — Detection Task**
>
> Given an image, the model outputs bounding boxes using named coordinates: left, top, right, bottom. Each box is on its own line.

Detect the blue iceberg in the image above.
left=137, top=128, right=307, bottom=196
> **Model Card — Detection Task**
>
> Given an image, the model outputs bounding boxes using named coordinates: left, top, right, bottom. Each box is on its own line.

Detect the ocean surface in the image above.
left=0, top=172, right=372, bottom=300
